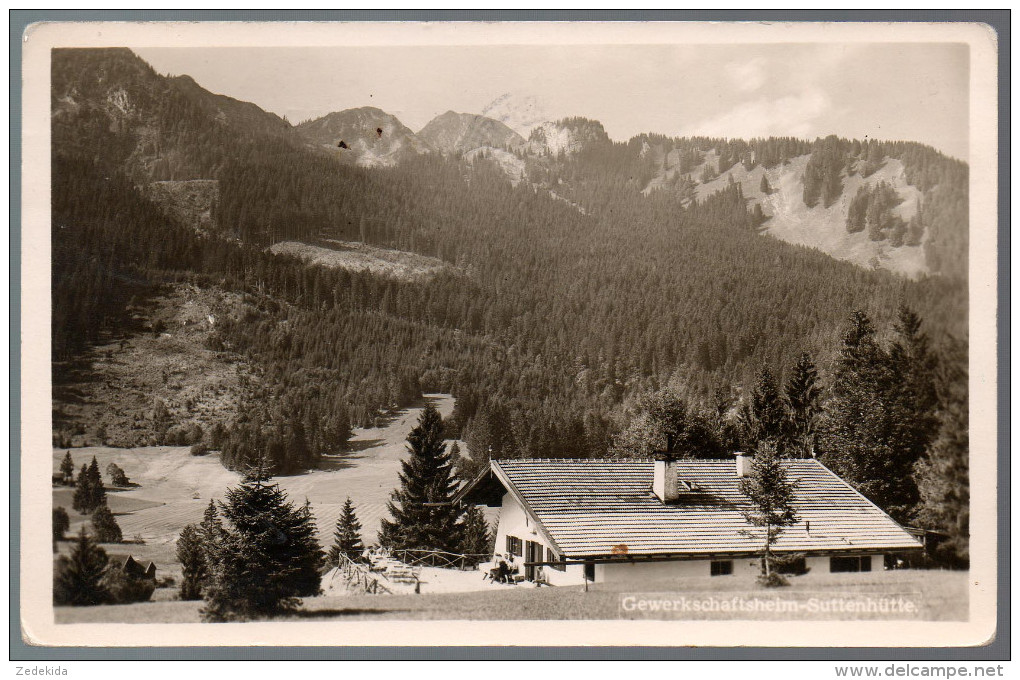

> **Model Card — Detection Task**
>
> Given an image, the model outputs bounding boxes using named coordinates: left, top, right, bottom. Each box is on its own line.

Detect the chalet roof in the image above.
left=484, top=459, right=921, bottom=559
left=112, top=555, right=157, bottom=577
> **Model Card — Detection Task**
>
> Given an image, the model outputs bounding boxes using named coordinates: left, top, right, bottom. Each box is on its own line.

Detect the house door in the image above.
left=525, top=541, right=542, bottom=580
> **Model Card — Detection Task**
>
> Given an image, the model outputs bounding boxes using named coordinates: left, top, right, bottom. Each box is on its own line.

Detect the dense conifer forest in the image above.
left=49, top=49, right=971, bottom=557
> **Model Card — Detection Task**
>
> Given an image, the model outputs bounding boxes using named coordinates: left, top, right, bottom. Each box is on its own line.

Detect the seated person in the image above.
left=534, top=565, right=550, bottom=587
left=505, top=554, right=520, bottom=583
left=496, top=554, right=511, bottom=583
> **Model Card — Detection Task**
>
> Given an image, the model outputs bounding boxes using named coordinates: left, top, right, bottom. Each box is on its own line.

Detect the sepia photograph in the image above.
left=17, top=19, right=1000, bottom=650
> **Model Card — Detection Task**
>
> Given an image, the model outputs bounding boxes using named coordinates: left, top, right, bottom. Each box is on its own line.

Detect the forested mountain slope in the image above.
left=418, top=111, right=525, bottom=155
left=51, top=49, right=968, bottom=481
left=631, top=134, right=968, bottom=280
left=295, top=107, right=430, bottom=167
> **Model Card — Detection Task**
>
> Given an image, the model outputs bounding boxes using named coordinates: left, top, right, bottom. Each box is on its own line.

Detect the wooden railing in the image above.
left=335, top=552, right=392, bottom=595
left=390, top=548, right=490, bottom=570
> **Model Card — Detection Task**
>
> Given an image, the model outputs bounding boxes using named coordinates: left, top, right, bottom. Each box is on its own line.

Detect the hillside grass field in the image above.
left=269, top=240, right=456, bottom=282
left=54, top=568, right=968, bottom=624
left=52, top=395, right=462, bottom=584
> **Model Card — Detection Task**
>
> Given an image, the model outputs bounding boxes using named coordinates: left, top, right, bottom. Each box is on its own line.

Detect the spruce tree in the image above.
left=72, top=464, right=91, bottom=514
left=914, top=398, right=969, bottom=566
left=198, top=499, right=224, bottom=548
left=739, top=367, right=788, bottom=453
left=326, top=497, right=364, bottom=566
left=817, top=308, right=941, bottom=523
left=54, top=527, right=110, bottom=606
left=201, top=466, right=324, bottom=622
left=60, top=451, right=75, bottom=484
left=91, top=500, right=122, bottom=543
left=818, top=311, right=911, bottom=521
left=459, top=505, right=491, bottom=562
left=87, top=456, right=107, bottom=510
left=887, top=306, right=940, bottom=480
left=847, top=185, right=869, bottom=233
left=176, top=524, right=207, bottom=600
left=379, top=404, right=463, bottom=552
left=450, top=441, right=474, bottom=481
left=785, top=353, right=822, bottom=458
left=738, top=441, right=798, bottom=583
left=53, top=506, right=70, bottom=549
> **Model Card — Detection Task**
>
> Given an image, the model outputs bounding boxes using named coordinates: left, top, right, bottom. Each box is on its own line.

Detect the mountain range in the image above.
left=51, top=47, right=967, bottom=280
left=50, top=47, right=968, bottom=470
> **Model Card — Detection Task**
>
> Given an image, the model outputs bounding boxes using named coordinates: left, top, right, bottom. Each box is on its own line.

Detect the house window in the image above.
left=547, top=547, right=565, bottom=572
left=830, top=555, right=872, bottom=573
left=773, top=555, right=808, bottom=575
left=506, top=535, right=523, bottom=557
left=584, top=562, right=595, bottom=582
left=710, top=560, right=733, bottom=576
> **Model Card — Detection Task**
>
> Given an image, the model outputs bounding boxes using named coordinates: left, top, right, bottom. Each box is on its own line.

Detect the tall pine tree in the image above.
left=914, top=398, right=969, bottom=566
left=739, top=367, right=788, bottom=453
left=326, top=497, right=364, bottom=565
left=54, top=527, right=110, bottom=606
left=87, top=456, right=106, bottom=509
left=53, top=506, right=70, bottom=550
left=459, top=505, right=491, bottom=562
left=72, top=464, right=91, bottom=513
left=91, top=500, right=123, bottom=543
left=176, top=524, right=207, bottom=600
left=785, top=353, right=822, bottom=458
left=72, top=456, right=107, bottom=514
left=887, top=306, right=941, bottom=482
left=914, top=336, right=968, bottom=565
left=201, top=466, right=324, bottom=622
left=60, top=451, right=75, bottom=484
left=738, top=441, right=798, bottom=582
left=379, top=404, right=463, bottom=552
left=819, top=311, right=913, bottom=522
left=198, top=499, right=224, bottom=548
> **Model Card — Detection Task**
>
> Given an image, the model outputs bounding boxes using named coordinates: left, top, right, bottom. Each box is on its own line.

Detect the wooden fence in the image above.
left=336, top=552, right=392, bottom=595
left=390, top=548, right=490, bottom=570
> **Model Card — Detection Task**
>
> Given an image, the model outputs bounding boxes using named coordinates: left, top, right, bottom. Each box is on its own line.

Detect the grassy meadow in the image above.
left=55, top=568, right=968, bottom=624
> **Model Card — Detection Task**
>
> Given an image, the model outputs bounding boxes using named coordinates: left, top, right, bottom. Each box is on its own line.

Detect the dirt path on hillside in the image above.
left=272, top=393, right=457, bottom=544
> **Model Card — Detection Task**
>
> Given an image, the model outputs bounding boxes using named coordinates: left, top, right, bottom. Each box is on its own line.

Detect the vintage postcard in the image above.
left=19, top=20, right=999, bottom=649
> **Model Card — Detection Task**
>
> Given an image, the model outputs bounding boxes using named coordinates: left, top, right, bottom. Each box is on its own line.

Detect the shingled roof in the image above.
left=480, top=459, right=921, bottom=559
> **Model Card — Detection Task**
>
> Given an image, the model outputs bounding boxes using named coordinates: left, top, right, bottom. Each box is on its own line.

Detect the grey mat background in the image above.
left=9, top=9, right=1009, bottom=661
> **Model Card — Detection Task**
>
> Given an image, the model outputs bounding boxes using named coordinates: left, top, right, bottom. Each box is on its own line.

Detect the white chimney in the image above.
left=734, top=451, right=753, bottom=478
left=653, top=454, right=680, bottom=503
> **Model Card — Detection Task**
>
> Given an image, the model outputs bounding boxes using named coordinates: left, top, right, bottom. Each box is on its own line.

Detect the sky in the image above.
left=135, top=42, right=970, bottom=160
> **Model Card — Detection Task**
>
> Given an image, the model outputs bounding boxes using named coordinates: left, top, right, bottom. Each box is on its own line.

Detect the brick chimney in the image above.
left=734, top=451, right=753, bottom=478
left=653, top=453, right=680, bottom=503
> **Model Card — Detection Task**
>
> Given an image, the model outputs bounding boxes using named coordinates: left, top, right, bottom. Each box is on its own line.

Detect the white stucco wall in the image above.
left=491, top=491, right=586, bottom=586
left=805, top=556, right=828, bottom=574
left=596, top=556, right=761, bottom=583
left=597, top=554, right=883, bottom=585
left=490, top=492, right=883, bottom=587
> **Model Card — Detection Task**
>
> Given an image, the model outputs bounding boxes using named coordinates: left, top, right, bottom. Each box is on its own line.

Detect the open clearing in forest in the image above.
left=269, top=240, right=456, bottom=282
left=53, top=394, right=459, bottom=583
